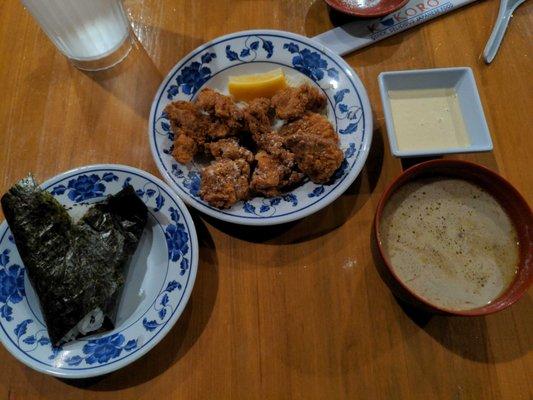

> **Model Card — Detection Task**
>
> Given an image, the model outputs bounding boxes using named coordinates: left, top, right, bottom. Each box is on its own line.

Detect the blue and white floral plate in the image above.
left=149, top=29, right=372, bottom=225
left=0, top=164, right=198, bottom=378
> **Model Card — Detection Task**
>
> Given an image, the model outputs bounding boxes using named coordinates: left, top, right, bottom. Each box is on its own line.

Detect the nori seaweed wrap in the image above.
left=1, top=176, right=148, bottom=346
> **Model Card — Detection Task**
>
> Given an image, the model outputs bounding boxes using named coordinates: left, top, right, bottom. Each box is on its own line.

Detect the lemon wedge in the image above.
left=228, top=68, right=287, bottom=102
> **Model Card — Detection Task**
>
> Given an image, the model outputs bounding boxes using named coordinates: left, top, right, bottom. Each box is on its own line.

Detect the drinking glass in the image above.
left=20, top=0, right=132, bottom=71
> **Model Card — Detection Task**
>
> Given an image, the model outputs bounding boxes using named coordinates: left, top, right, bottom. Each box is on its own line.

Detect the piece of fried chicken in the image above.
left=172, top=134, right=198, bottom=164
left=279, top=112, right=338, bottom=143
left=242, top=99, right=300, bottom=175
left=200, top=158, right=250, bottom=208
left=195, top=88, right=243, bottom=138
left=281, top=113, right=343, bottom=183
left=206, top=138, right=253, bottom=163
left=243, top=97, right=274, bottom=142
left=250, top=150, right=304, bottom=197
left=254, top=131, right=295, bottom=168
left=271, top=84, right=326, bottom=120
left=165, top=101, right=208, bottom=164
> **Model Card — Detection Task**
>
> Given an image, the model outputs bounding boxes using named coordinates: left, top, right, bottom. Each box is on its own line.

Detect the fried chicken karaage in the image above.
left=206, top=138, right=253, bottom=163
left=173, top=134, right=198, bottom=164
left=200, top=158, right=250, bottom=209
left=250, top=150, right=304, bottom=197
left=279, top=112, right=338, bottom=143
left=196, top=87, right=243, bottom=133
left=243, top=97, right=274, bottom=141
left=165, top=83, right=344, bottom=209
left=271, top=84, right=326, bottom=120
left=282, top=113, right=343, bottom=183
left=165, top=101, right=208, bottom=163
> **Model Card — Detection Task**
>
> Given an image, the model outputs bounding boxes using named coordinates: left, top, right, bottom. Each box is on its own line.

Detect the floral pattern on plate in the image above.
left=150, top=29, right=372, bottom=225
left=0, top=164, right=198, bottom=378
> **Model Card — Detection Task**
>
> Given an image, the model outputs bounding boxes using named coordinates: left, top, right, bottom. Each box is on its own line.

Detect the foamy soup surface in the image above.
left=381, top=178, right=518, bottom=311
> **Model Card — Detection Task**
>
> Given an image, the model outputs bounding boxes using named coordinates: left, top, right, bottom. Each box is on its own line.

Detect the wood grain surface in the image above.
left=0, top=0, right=531, bottom=399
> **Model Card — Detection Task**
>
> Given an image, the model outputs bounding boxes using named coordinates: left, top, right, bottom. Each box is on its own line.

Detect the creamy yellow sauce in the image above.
left=389, top=89, right=470, bottom=152
left=381, top=178, right=519, bottom=311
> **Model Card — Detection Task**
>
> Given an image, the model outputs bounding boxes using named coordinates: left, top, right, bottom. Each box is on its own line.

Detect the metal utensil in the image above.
left=483, top=0, right=527, bottom=64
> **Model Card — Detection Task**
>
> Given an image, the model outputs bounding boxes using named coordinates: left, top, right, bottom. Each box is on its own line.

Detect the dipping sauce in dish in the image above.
left=380, top=178, right=519, bottom=311
left=388, top=88, right=470, bottom=152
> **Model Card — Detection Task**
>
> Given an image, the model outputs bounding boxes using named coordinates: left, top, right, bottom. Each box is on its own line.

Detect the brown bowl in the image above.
left=324, top=0, right=409, bottom=18
left=374, top=159, right=533, bottom=316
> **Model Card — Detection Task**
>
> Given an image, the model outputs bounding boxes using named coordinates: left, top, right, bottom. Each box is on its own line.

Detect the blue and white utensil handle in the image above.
left=313, top=0, right=479, bottom=56
left=483, top=0, right=527, bottom=64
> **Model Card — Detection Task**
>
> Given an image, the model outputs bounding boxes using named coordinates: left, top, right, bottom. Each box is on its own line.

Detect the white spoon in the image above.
left=483, top=0, right=527, bottom=64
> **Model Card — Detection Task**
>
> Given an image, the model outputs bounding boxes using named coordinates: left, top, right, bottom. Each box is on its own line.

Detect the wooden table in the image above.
left=0, top=0, right=531, bottom=399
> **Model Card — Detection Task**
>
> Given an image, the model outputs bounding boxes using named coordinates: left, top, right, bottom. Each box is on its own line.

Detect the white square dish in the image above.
left=378, top=67, right=493, bottom=157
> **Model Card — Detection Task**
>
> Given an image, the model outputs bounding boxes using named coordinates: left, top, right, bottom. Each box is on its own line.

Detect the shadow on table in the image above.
left=77, top=25, right=203, bottom=124
left=397, top=296, right=531, bottom=363
left=59, top=215, right=218, bottom=390
left=204, top=125, right=384, bottom=245
left=370, top=218, right=529, bottom=363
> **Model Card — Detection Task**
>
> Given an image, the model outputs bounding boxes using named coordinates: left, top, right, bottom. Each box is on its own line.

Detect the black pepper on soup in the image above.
left=380, top=178, right=519, bottom=311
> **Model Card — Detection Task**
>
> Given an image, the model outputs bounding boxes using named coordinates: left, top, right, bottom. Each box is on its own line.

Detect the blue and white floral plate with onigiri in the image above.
left=149, top=29, right=373, bottom=225
left=0, top=164, right=198, bottom=378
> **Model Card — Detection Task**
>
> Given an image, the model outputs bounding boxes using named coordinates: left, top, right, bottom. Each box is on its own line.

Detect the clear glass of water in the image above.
left=21, top=0, right=132, bottom=71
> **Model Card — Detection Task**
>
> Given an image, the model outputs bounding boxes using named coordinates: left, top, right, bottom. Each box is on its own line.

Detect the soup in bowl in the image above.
left=374, top=160, right=532, bottom=315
